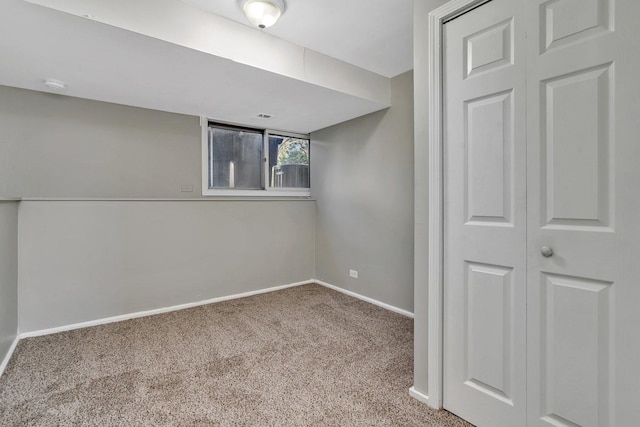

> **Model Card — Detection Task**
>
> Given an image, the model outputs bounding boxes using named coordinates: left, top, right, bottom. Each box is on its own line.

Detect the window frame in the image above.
left=201, top=118, right=311, bottom=197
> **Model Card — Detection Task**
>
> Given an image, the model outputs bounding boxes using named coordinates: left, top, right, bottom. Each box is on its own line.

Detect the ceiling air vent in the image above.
left=257, top=113, right=273, bottom=119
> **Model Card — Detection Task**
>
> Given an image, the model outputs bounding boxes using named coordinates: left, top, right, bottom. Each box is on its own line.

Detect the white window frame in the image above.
left=201, top=117, right=311, bottom=197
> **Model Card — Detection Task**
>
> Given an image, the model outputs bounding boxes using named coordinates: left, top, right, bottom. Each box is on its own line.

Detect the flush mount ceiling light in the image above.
left=240, top=0, right=285, bottom=29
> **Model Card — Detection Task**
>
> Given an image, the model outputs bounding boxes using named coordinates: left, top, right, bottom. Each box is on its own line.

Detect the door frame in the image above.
left=424, top=0, right=493, bottom=410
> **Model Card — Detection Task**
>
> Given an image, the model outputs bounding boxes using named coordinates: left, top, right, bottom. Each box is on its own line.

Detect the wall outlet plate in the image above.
left=349, top=269, right=359, bottom=279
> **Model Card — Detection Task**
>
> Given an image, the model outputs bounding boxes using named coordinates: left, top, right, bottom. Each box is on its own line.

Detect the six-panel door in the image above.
left=526, top=0, right=639, bottom=425
left=443, top=0, right=527, bottom=425
left=443, top=0, right=640, bottom=426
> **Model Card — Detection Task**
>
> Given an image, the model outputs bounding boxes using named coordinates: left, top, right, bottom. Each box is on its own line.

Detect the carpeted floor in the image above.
left=0, top=284, right=470, bottom=426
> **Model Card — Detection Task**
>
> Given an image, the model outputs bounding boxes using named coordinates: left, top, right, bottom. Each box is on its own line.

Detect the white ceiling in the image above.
left=0, top=0, right=395, bottom=133
left=182, top=0, right=414, bottom=78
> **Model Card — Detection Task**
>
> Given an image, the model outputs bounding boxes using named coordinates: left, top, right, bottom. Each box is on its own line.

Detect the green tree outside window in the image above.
left=277, top=138, right=309, bottom=165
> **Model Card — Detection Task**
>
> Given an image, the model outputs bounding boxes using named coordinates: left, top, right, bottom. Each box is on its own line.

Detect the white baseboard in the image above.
left=313, top=280, right=414, bottom=319
left=18, top=279, right=413, bottom=341
left=0, top=335, right=20, bottom=377
left=19, top=280, right=315, bottom=339
left=409, top=386, right=430, bottom=405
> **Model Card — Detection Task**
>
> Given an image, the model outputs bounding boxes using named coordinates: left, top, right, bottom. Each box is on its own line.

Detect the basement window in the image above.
left=202, top=120, right=311, bottom=197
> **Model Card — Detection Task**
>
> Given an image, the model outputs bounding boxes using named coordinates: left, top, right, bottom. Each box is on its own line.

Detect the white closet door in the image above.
left=443, top=0, right=527, bottom=425
left=526, top=1, right=640, bottom=426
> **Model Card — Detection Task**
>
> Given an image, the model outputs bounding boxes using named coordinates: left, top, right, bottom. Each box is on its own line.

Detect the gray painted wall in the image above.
left=18, top=200, right=314, bottom=332
left=0, top=202, right=18, bottom=364
left=0, top=85, right=315, bottom=333
left=311, top=71, right=414, bottom=312
left=0, top=85, right=201, bottom=199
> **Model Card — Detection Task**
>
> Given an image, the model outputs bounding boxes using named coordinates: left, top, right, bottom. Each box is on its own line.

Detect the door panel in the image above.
left=541, top=64, right=612, bottom=228
left=464, top=18, right=513, bottom=78
left=465, top=90, right=514, bottom=224
left=443, top=0, right=527, bottom=425
left=540, top=0, right=612, bottom=53
left=465, top=262, right=514, bottom=404
left=538, top=273, right=613, bottom=427
left=527, top=0, right=639, bottom=426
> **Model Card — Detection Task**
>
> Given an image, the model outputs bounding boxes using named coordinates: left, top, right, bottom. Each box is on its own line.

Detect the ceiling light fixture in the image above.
left=240, top=0, right=285, bottom=29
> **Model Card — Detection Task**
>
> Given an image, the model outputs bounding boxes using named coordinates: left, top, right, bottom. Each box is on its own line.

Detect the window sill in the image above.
left=202, top=189, right=311, bottom=198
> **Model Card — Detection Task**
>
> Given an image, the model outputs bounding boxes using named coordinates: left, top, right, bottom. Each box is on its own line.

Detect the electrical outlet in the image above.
left=181, top=185, right=194, bottom=192
left=349, top=269, right=359, bottom=279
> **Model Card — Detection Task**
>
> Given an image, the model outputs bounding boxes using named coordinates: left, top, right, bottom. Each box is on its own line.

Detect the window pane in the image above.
left=268, top=135, right=310, bottom=189
left=209, top=126, right=263, bottom=189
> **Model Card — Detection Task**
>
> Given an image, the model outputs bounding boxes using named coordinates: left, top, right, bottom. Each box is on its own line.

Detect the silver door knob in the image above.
left=541, top=246, right=554, bottom=257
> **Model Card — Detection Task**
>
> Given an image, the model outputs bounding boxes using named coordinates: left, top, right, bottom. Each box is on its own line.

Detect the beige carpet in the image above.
left=0, top=284, right=470, bottom=426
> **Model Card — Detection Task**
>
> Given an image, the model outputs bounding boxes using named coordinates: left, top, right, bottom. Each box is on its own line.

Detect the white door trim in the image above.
left=425, top=0, right=493, bottom=410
